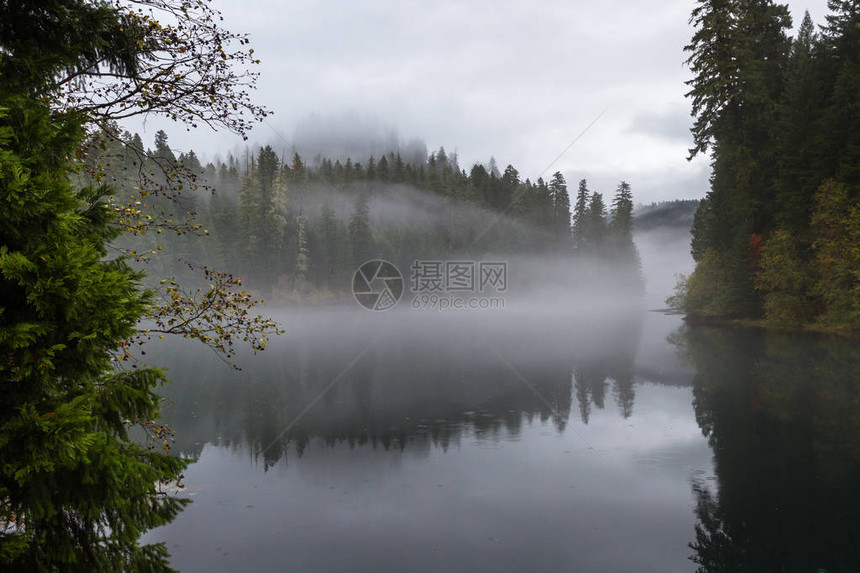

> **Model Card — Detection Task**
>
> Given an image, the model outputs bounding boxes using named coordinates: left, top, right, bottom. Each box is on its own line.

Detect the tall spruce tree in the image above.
left=609, top=182, right=643, bottom=291
left=609, top=181, right=636, bottom=260
left=685, top=0, right=792, bottom=317
left=774, top=11, right=824, bottom=238
left=549, top=171, right=572, bottom=250
left=239, top=146, right=287, bottom=288
left=572, top=179, right=590, bottom=255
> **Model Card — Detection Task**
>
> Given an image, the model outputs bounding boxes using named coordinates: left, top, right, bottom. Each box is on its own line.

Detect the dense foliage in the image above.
left=0, top=95, right=189, bottom=570
left=680, top=1, right=860, bottom=326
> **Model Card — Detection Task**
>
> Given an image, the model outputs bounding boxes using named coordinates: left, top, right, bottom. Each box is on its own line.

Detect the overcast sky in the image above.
left=133, top=0, right=825, bottom=204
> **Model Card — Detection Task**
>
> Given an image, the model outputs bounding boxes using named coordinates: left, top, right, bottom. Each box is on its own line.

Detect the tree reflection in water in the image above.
left=674, top=324, right=860, bottom=572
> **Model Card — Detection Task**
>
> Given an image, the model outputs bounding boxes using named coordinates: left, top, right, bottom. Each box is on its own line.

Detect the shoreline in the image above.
left=679, top=314, right=860, bottom=337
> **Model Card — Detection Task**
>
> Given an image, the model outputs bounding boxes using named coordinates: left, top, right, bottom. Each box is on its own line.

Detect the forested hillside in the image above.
left=87, top=130, right=645, bottom=301
left=680, top=2, right=860, bottom=327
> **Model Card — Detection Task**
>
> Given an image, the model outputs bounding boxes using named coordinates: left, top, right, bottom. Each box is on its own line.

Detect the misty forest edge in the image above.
left=95, top=1, right=860, bottom=328
left=94, top=132, right=647, bottom=303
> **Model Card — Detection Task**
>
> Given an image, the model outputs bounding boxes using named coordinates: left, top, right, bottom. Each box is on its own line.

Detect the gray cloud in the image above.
left=127, top=0, right=825, bottom=202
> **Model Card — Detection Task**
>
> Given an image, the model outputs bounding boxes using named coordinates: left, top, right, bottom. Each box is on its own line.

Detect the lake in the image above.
left=142, top=303, right=860, bottom=572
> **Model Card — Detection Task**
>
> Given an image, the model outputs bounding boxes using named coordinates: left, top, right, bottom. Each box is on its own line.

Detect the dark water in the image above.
left=142, top=305, right=860, bottom=572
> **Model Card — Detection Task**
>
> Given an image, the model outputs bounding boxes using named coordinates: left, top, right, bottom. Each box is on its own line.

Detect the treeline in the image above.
left=681, top=2, right=860, bottom=327
left=91, top=130, right=643, bottom=300
left=633, top=199, right=699, bottom=232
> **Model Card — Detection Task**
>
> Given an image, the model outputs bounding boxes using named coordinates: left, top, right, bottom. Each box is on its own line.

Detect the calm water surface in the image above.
left=143, top=305, right=860, bottom=572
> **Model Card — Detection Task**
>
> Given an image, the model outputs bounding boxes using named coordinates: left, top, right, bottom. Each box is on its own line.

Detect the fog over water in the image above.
left=140, top=212, right=700, bottom=569
left=137, top=167, right=860, bottom=572
left=142, top=282, right=860, bottom=572
left=635, top=226, right=694, bottom=308
left=142, top=301, right=704, bottom=571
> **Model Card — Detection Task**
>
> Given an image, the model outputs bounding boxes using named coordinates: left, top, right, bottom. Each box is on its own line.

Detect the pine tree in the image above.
left=153, top=130, right=176, bottom=164
left=609, top=181, right=635, bottom=257
left=774, top=11, right=824, bottom=238
left=585, top=192, right=608, bottom=256
left=498, top=165, right=520, bottom=212
left=365, top=156, right=376, bottom=180
left=549, top=171, right=572, bottom=250
left=820, top=0, right=860, bottom=190
left=685, top=0, right=742, bottom=158
left=392, top=153, right=405, bottom=182
left=684, top=0, right=792, bottom=317
left=526, top=177, right=555, bottom=250
left=572, top=179, right=590, bottom=254
left=377, top=154, right=390, bottom=181
left=609, top=182, right=643, bottom=291
left=238, top=146, right=287, bottom=288
left=290, top=152, right=306, bottom=182
left=349, top=192, right=374, bottom=268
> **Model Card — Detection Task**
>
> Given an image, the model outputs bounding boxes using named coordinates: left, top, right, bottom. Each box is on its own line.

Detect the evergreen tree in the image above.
left=295, top=214, right=310, bottom=284
left=524, top=178, right=555, bottom=250
left=0, top=97, right=187, bottom=570
left=685, top=0, right=742, bottom=158
left=313, top=203, right=341, bottom=289
left=436, top=147, right=448, bottom=169
left=498, top=164, right=520, bottom=211
left=290, top=152, right=306, bottom=182
left=377, top=154, right=390, bottom=181
left=130, top=133, right=144, bottom=154
left=0, top=1, right=277, bottom=567
left=572, top=179, right=590, bottom=254
left=585, top=192, right=608, bottom=256
left=238, top=146, right=287, bottom=288
left=609, top=181, right=635, bottom=258
left=549, top=171, right=572, bottom=249
left=392, top=153, right=405, bottom=182
left=820, top=0, right=860, bottom=189
left=774, top=11, right=823, bottom=238
left=153, top=130, right=176, bottom=164
left=349, top=193, right=374, bottom=268
left=365, top=156, right=376, bottom=180
left=684, top=0, right=792, bottom=317
left=209, top=183, right=240, bottom=268
left=609, top=182, right=643, bottom=291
